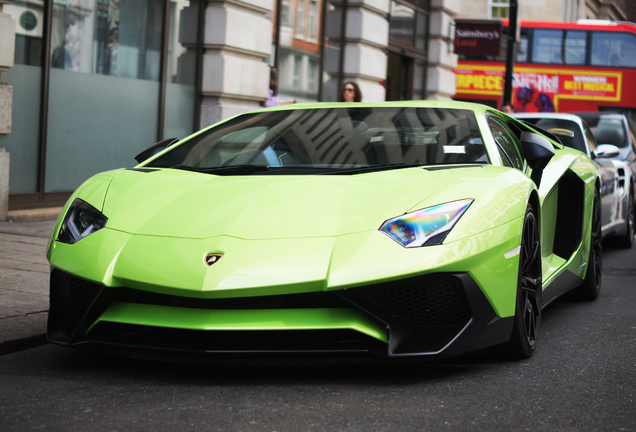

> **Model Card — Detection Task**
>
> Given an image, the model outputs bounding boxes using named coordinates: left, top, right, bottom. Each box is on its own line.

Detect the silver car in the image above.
left=572, top=112, right=636, bottom=184
left=514, top=112, right=634, bottom=248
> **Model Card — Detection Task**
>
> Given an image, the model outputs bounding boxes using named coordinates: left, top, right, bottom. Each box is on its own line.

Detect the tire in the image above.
left=497, top=203, right=542, bottom=359
left=617, top=187, right=634, bottom=249
left=574, top=188, right=602, bottom=301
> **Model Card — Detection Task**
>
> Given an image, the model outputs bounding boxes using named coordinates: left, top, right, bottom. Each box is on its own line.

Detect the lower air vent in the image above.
left=349, top=274, right=471, bottom=328
left=50, top=269, right=103, bottom=319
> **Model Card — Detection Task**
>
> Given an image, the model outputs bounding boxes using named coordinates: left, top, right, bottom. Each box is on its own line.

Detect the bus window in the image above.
left=532, top=29, right=563, bottom=64
left=516, top=33, right=529, bottom=63
left=458, top=30, right=529, bottom=63
left=564, top=31, right=586, bottom=65
left=591, top=32, right=636, bottom=67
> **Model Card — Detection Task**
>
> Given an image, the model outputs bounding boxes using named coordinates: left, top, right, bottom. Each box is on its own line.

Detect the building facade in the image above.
left=458, top=0, right=626, bottom=21
left=0, top=0, right=458, bottom=209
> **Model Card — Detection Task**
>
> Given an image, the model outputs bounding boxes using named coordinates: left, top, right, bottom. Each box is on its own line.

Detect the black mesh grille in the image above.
left=50, top=269, right=103, bottom=319
left=349, top=274, right=471, bottom=328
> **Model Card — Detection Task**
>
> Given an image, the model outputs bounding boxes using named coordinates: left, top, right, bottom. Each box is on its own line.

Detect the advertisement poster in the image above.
left=454, top=65, right=622, bottom=112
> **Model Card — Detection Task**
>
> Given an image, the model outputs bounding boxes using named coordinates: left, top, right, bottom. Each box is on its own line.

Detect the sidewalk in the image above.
left=0, top=211, right=60, bottom=354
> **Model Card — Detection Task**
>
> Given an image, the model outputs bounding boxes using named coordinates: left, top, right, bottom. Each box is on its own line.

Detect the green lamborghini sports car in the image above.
left=46, top=101, right=602, bottom=361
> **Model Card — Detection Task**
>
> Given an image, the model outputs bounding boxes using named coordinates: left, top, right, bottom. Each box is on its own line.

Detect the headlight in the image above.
left=379, top=199, right=473, bottom=248
left=57, top=199, right=108, bottom=244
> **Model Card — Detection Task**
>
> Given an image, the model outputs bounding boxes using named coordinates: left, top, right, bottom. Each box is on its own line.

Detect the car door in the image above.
left=584, top=122, right=618, bottom=230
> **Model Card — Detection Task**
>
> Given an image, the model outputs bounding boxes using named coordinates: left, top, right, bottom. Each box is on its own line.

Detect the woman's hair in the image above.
left=269, top=67, right=279, bottom=96
left=339, top=81, right=362, bottom=102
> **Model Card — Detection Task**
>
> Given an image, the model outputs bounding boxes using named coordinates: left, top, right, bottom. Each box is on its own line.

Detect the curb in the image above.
left=0, top=312, right=49, bottom=355
left=7, top=207, right=63, bottom=222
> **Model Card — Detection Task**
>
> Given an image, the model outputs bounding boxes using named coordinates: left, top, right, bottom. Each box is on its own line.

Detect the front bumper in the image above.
left=47, top=269, right=513, bottom=362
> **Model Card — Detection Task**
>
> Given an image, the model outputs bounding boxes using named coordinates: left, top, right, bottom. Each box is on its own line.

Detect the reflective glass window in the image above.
left=281, top=0, right=292, bottom=27
left=46, top=0, right=163, bottom=192
left=488, top=117, right=523, bottom=170
left=516, top=33, right=529, bottom=63
left=49, top=0, right=162, bottom=80
left=163, top=1, right=199, bottom=140
left=321, top=0, right=343, bottom=102
left=2, top=1, right=43, bottom=194
left=532, top=29, right=563, bottom=64
left=308, top=0, right=319, bottom=40
left=278, top=0, right=323, bottom=103
left=389, top=1, right=415, bottom=48
left=591, top=32, right=636, bottom=67
left=412, top=60, right=425, bottom=100
left=564, top=31, right=586, bottom=65
left=414, top=11, right=427, bottom=51
left=295, top=0, right=306, bottom=37
left=490, top=0, right=510, bottom=19
left=147, top=107, right=489, bottom=171
left=583, top=122, right=598, bottom=153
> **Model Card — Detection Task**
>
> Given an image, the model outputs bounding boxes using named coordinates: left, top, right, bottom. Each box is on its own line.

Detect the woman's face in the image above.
left=343, top=84, right=355, bottom=102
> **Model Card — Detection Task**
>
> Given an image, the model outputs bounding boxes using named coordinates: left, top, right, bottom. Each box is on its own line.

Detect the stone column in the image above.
left=199, top=0, right=273, bottom=128
left=0, top=0, right=16, bottom=220
left=323, top=0, right=390, bottom=103
left=426, top=0, right=458, bottom=100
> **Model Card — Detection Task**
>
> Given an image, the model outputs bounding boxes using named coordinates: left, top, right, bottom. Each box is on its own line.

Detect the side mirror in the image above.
left=593, top=144, right=621, bottom=159
left=135, top=138, right=179, bottom=164
left=520, top=131, right=555, bottom=187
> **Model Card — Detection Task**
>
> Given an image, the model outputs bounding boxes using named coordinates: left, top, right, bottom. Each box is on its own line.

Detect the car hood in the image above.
left=100, top=167, right=480, bottom=239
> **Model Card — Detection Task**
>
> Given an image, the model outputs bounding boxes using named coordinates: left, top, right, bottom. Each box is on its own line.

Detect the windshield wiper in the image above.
left=322, top=163, right=424, bottom=175
left=170, top=164, right=270, bottom=174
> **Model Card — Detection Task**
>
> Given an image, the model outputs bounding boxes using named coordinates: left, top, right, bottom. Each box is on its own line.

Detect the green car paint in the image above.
left=88, top=304, right=388, bottom=342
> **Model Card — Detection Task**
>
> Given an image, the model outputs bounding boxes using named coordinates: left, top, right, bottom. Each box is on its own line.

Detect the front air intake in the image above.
left=348, top=274, right=471, bottom=328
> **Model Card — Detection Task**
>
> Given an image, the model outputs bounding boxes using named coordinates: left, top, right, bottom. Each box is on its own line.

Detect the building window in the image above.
left=281, top=0, right=292, bottom=27
left=293, top=55, right=303, bottom=89
left=389, top=1, right=416, bottom=48
left=295, top=0, right=306, bottom=37
left=489, top=0, right=509, bottom=19
left=307, top=59, right=318, bottom=92
left=308, top=0, right=319, bottom=40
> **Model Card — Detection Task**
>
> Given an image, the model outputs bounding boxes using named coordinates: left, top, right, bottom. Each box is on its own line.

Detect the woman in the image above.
left=339, top=81, right=362, bottom=102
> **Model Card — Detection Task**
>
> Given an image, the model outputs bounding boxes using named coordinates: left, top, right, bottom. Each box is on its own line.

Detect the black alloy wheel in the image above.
left=496, top=204, right=542, bottom=359
left=575, top=188, right=602, bottom=300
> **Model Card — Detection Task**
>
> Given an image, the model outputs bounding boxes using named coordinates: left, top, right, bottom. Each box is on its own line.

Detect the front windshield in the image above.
left=146, top=107, right=488, bottom=174
left=581, top=115, right=627, bottom=148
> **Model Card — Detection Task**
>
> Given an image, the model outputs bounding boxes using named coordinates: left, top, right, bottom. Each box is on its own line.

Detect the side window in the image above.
left=488, top=117, right=524, bottom=170
left=532, top=29, right=563, bottom=64
left=583, top=123, right=597, bottom=153
left=516, top=32, right=529, bottom=63
left=497, top=147, right=513, bottom=168
left=564, top=31, right=586, bottom=65
left=591, top=32, right=636, bottom=67
left=628, top=118, right=636, bottom=152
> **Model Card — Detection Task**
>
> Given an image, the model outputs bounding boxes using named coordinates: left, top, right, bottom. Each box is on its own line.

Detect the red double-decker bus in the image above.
left=453, top=19, right=636, bottom=121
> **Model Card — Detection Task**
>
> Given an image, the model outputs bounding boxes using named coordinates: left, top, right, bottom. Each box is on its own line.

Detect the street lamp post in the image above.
left=503, top=0, right=518, bottom=106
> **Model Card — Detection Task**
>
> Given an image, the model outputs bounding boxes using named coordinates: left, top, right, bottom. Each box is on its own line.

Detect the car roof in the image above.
left=512, top=112, right=586, bottom=128
left=570, top=112, right=626, bottom=120
left=254, top=100, right=495, bottom=115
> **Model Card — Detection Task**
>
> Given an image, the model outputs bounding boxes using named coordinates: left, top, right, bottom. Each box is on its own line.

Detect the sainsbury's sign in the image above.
left=454, top=20, right=502, bottom=56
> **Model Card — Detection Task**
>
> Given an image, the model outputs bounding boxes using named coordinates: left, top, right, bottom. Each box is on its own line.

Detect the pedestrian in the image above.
left=501, top=103, right=514, bottom=114
left=339, top=81, right=362, bottom=102
left=263, top=67, right=279, bottom=107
